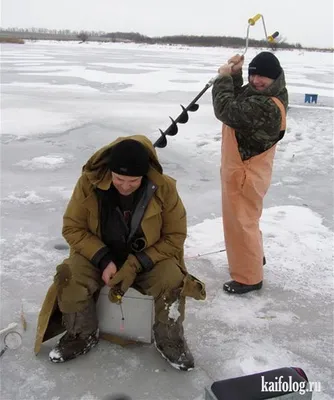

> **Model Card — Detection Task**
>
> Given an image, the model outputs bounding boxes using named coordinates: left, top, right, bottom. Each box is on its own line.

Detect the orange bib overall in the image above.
left=221, top=97, right=286, bottom=285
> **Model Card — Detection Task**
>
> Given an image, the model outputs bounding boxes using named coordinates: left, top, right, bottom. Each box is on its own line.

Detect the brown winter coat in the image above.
left=34, top=135, right=206, bottom=354
left=61, top=134, right=188, bottom=270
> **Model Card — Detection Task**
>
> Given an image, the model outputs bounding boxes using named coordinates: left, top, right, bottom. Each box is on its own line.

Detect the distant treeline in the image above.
left=0, top=27, right=333, bottom=52
left=0, top=27, right=106, bottom=36
left=104, top=31, right=299, bottom=50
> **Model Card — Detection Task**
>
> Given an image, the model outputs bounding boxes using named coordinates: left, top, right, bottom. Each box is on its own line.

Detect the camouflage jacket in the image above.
left=212, top=70, right=289, bottom=160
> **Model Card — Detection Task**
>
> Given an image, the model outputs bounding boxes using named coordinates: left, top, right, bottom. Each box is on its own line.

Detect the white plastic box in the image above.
left=96, top=286, right=154, bottom=344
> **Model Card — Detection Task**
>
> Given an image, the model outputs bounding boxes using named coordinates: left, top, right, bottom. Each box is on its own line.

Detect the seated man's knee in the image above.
left=54, top=259, right=100, bottom=313
left=54, top=262, right=72, bottom=289
left=153, top=260, right=184, bottom=291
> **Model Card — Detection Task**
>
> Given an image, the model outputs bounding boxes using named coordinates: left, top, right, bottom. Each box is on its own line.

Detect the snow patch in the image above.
left=1, top=230, right=62, bottom=282
left=4, top=190, right=51, bottom=204
left=186, top=217, right=224, bottom=258
left=186, top=205, right=333, bottom=297
left=49, top=186, right=73, bottom=199
left=48, top=348, right=63, bottom=361
left=79, top=393, right=99, bottom=400
left=15, top=154, right=73, bottom=170
left=168, top=299, right=181, bottom=321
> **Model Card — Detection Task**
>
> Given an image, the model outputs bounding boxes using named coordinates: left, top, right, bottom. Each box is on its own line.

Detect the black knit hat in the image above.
left=109, top=139, right=149, bottom=177
left=248, top=52, right=282, bottom=80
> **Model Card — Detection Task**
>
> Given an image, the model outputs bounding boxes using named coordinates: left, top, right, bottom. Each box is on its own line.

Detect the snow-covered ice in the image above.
left=0, top=41, right=333, bottom=400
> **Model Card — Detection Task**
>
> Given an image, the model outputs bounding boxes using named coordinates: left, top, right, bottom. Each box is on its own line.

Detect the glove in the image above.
left=108, top=254, right=140, bottom=295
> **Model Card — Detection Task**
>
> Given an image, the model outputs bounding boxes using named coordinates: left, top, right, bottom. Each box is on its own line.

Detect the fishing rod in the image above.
left=153, top=13, right=280, bottom=149
left=185, top=248, right=226, bottom=259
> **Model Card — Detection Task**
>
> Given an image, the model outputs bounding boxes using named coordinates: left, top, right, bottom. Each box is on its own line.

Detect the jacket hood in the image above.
left=246, top=70, right=289, bottom=109
left=82, top=135, right=163, bottom=189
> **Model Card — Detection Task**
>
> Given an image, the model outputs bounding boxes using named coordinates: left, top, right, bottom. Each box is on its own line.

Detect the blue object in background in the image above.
left=304, top=94, right=318, bottom=104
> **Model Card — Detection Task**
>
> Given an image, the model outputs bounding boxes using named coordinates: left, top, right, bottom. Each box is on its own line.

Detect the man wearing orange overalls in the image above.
left=212, top=52, right=288, bottom=294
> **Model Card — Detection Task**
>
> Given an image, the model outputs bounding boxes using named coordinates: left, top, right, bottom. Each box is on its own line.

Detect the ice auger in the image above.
left=153, top=14, right=280, bottom=148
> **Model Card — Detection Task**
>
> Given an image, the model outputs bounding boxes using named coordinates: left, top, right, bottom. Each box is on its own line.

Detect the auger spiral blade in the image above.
left=188, top=103, right=199, bottom=112
left=165, top=117, right=178, bottom=136
left=178, top=106, right=189, bottom=124
left=154, top=130, right=168, bottom=148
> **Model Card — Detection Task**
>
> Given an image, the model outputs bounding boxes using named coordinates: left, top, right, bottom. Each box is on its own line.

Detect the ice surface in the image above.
left=0, top=41, right=333, bottom=400
left=2, top=108, right=87, bottom=137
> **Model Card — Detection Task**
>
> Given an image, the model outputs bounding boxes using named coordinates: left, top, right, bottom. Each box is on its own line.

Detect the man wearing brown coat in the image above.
left=35, top=135, right=205, bottom=371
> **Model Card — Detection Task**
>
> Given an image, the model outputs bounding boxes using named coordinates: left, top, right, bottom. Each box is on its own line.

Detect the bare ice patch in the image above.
left=1, top=108, right=85, bottom=137
left=3, top=81, right=100, bottom=93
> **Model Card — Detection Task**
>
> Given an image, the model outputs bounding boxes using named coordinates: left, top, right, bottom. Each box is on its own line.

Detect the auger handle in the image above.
left=248, top=13, right=262, bottom=26
left=209, top=13, right=263, bottom=87
left=268, top=31, right=279, bottom=42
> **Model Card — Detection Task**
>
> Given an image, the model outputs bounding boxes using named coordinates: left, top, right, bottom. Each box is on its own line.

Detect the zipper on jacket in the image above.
left=128, top=179, right=157, bottom=245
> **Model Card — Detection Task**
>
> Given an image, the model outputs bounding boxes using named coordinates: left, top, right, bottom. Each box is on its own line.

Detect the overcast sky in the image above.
left=1, top=0, right=333, bottom=48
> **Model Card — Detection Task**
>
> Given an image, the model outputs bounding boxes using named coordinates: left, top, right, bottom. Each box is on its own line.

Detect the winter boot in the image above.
left=153, top=320, right=194, bottom=371
left=49, top=300, right=99, bottom=363
left=153, top=292, right=194, bottom=371
left=223, top=280, right=263, bottom=294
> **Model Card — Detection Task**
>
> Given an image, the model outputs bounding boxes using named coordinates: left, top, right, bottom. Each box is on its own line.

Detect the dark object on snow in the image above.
left=205, top=367, right=312, bottom=399
left=54, top=243, right=69, bottom=251
left=304, top=94, right=318, bottom=104
left=102, top=395, right=132, bottom=400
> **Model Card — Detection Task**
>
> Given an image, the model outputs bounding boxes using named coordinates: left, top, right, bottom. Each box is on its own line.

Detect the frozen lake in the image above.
left=0, top=41, right=333, bottom=400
